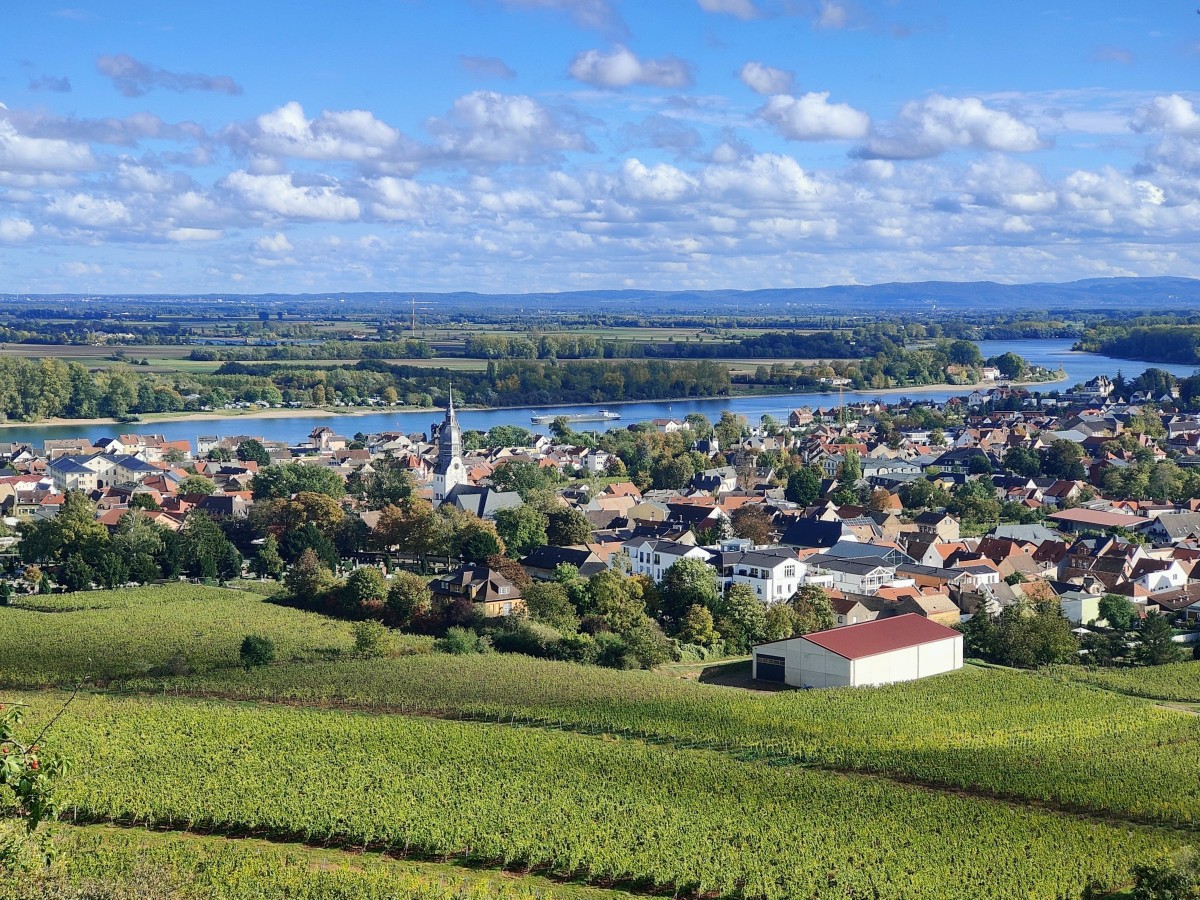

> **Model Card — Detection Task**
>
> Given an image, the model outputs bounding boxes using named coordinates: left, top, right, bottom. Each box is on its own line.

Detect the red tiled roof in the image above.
left=793, top=613, right=960, bottom=660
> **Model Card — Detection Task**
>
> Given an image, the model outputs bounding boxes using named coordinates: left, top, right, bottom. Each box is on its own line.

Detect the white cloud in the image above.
left=64, top=261, right=101, bottom=276
left=497, top=0, right=626, bottom=37
left=758, top=92, right=870, bottom=141
left=816, top=1, right=849, bottom=29
left=568, top=46, right=693, bottom=89
left=0, top=118, right=93, bottom=171
left=47, top=193, right=131, bottom=227
left=222, top=171, right=361, bottom=221
left=697, top=0, right=759, bottom=19
left=246, top=101, right=403, bottom=162
left=862, top=95, right=1043, bottom=159
left=620, top=158, right=696, bottom=201
left=167, top=227, right=222, bottom=241
left=428, top=91, right=589, bottom=163
left=739, top=62, right=793, bottom=96
left=1132, top=94, right=1200, bottom=137
left=700, top=153, right=820, bottom=202
left=253, top=232, right=294, bottom=254
left=0, top=218, right=34, bottom=242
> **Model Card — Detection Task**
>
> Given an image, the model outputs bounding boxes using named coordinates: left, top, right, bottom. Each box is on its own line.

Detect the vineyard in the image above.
left=125, top=651, right=1200, bottom=827
left=1043, top=661, right=1200, bottom=703
left=3, top=824, right=628, bottom=900
left=10, top=690, right=1186, bottom=899
left=0, top=584, right=433, bottom=685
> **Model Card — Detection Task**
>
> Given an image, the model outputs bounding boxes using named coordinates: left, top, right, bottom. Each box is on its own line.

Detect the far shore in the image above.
left=0, top=370, right=1070, bottom=432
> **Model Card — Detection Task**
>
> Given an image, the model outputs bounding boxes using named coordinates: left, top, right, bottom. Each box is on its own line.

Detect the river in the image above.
left=2, top=340, right=1196, bottom=449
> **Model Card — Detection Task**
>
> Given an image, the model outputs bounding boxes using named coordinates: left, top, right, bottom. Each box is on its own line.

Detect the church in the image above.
left=430, top=387, right=522, bottom=519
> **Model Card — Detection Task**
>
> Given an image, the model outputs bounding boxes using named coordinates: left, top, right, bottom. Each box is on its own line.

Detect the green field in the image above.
left=5, top=824, right=631, bottom=900
left=8, top=584, right=1200, bottom=897
left=1044, top=661, right=1200, bottom=704
left=122, top=653, right=1200, bottom=827
left=0, top=584, right=431, bottom=685
left=11, top=690, right=1182, bottom=899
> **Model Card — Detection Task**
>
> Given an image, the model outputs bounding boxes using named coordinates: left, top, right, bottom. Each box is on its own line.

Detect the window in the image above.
left=653, top=554, right=660, bottom=564
left=783, top=565, right=796, bottom=578
left=499, top=586, right=510, bottom=595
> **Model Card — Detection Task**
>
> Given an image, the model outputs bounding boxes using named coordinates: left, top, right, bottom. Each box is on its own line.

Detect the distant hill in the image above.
left=6, top=276, right=1200, bottom=315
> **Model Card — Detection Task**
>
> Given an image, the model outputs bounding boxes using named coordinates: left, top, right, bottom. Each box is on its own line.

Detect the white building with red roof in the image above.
left=752, top=613, right=963, bottom=689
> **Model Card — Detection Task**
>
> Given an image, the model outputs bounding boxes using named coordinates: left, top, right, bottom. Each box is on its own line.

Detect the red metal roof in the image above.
left=796, top=614, right=960, bottom=661
left=1048, top=508, right=1139, bottom=529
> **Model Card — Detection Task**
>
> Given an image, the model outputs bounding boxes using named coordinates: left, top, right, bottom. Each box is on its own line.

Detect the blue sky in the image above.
left=1, top=1, right=1198, bottom=294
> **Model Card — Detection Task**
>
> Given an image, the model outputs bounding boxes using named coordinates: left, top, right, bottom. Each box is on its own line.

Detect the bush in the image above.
left=352, top=620, right=390, bottom=658
left=239, top=634, right=276, bottom=669
left=436, top=626, right=489, bottom=655
left=490, top=620, right=562, bottom=657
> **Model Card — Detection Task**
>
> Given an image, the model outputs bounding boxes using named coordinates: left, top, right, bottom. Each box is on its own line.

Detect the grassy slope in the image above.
left=0, top=585, right=432, bottom=685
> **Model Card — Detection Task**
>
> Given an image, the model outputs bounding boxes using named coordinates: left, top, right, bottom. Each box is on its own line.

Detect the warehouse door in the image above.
left=755, top=653, right=786, bottom=683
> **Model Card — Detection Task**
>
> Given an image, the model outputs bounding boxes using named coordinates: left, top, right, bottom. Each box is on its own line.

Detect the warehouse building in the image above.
left=752, top=614, right=963, bottom=689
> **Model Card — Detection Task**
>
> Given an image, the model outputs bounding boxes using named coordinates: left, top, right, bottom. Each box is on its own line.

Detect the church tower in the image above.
left=433, top=384, right=466, bottom=506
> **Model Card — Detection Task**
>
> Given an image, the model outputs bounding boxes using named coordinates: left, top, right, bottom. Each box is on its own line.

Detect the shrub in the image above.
left=436, top=627, right=489, bottom=655
left=239, top=634, right=276, bottom=669
left=352, top=621, right=390, bottom=658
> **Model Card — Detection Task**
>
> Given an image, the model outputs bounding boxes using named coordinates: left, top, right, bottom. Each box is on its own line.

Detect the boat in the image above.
left=530, top=409, right=621, bottom=425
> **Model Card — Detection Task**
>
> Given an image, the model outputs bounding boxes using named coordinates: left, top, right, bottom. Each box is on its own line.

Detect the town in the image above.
left=4, top=368, right=1198, bottom=689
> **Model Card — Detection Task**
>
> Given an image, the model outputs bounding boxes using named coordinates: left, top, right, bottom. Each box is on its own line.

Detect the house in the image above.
left=914, top=511, right=960, bottom=542
left=1137, top=512, right=1200, bottom=546
left=726, top=547, right=803, bottom=604
left=622, top=538, right=713, bottom=582
left=1048, top=508, right=1139, bottom=534
left=431, top=564, right=525, bottom=617
left=752, top=614, right=963, bottom=688
left=806, top=555, right=896, bottom=595
left=521, top=545, right=608, bottom=580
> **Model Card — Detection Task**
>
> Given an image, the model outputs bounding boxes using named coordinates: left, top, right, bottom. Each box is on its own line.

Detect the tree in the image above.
left=494, top=505, right=549, bottom=557
left=178, top=474, right=217, bottom=496
left=989, top=351, right=1025, bottom=380
left=1099, top=593, right=1135, bottom=632
left=284, top=547, right=336, bottom=602
left=523, top=581, right=579, bottom=633
left=239, top=634, right=276, bottom=668
left=715, top=583, right=767, bottom=652
left=236, top=439, right=271, bottom=467
left=685, top=413, right=714, bottom=442
left=791, top=584, right=835, bottom=634
left=489, top=460, right=557, bottom=499
left=651, top=456, right=695, bottom=491
left=659, top=558, right=719, bottom=626
left=1003, top=447, right=1041, bottom=479
left=58, top=553, right=94, bottom=592
left=677, top=605, right=717, bottom=646
left=785, top=467, right=823, bottom=506
left=252, top=533, right=285, bottom=580
left=352, top=620, right=390, bottom=657
left=206, top=447, right=233, bottom=462
left=714, top=411, right=746, bottom=450
left=546, top=507, right=591, bottom=546
left=588, top=570, right=646, bottom=633
left=129, top=493, right=160, bottom=511
left=762, top=603, right=797, bottom=642
left=1137, top=612, right=1185, bottom=666
left=1041, top=439, right=1086, bottom=481
left=251, top=463, right=345, bottom=500
left=344, top=566, right=388, bottom=612
left=837, top=449, right=861, bottom=484
left=93, top=551, right=128, bottom=589
left=730, top=505, right=773, bottom=544
left=360, top=456, right=417, bottom=509
left=385, top=571, right=432, bottom=627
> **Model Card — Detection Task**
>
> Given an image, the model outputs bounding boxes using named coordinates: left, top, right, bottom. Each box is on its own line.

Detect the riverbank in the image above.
left=0, top=372, right=1068, bottom=432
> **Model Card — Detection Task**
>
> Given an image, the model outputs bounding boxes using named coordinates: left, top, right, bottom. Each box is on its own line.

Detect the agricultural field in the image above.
left=10, top=690, right=1184, bottom=899
left=4, top=824, right=632, bottom=900
left=128, top=653, right=1200, bottom=827
left=0, top=584, right=431, bottom=686
left=1042, top=661, right=1200, bottom=704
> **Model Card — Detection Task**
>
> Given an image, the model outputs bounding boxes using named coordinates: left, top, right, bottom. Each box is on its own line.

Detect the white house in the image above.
left=727, top=548, right=803, bottom=604
left=622, top=538, right=713, bottom=582
left=1059, top=590, right=1103, bottom=626
left=812, top=557, right=896, bottom=595
left=752, top=614, right=963, bottom=689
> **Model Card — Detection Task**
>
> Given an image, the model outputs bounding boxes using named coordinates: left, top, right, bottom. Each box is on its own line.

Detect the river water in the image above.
left=2, top=340, right=1195, bottom=449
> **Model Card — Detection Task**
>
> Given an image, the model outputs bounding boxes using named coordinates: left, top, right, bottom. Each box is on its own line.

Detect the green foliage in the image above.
left=235, top=439, right=270, bottom=467
left=785, top=467, right=823, bottom=505
left=1099, top=593, right=1136, bottom=631
left=437, top=627, right=489, bottom=655
left=1137, top=613, right=1185, bottom=666
left=352, top=621, right=390, bottom=658
left=790, top=584, right=835, bottom=634
left=385, top=572, right=433, bottom=628
left=493, top=505, right=548, bottom=557
left=676, top=605, right=717, bottom=646
left=239, top=635, right=276, bottom=669
left=250, top=534, right=285, bottom=580
left=658, top=558, right=719, bottom=626
left=344, top=567, right=388, bottom=611
left=545, top=508, right=591, bottom=546
left=960, top=602, right=1078, bottom=668
left=177, top=474, right=216, bottom=497
left=250, top=463, right=346, bottom=500
left=488, top=460, right=558, bottom=499
left=57, top=555, right=94, bottom=593
left=715, top=583, right=766, bottom=652
left=837, top=448, right=862, bottom=483
left=522, top=582, right=579, bottom=633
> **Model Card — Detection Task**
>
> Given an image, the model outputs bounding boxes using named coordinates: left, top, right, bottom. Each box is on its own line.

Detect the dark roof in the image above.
left=779, top=518, right=849, bottom=549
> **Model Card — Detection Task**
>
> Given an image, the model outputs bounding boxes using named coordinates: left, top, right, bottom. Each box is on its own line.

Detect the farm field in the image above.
left=11, top=689, right=1183, bottom=899
left=0, top=584, right=431, bottom=685
left=128, top=652, right=1200, bottom=827
left=5, top=823, right=632, bottom=900
left=1043, top=661, right=1200, bottom=704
